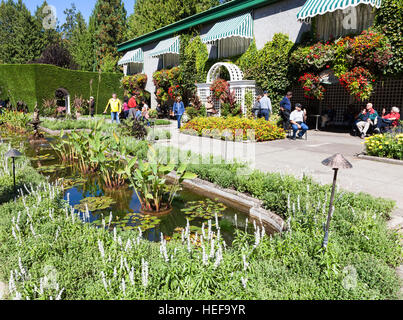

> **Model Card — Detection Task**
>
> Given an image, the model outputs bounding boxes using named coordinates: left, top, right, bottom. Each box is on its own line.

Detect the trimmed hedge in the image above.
left=0, top=64, right=124, bottom=112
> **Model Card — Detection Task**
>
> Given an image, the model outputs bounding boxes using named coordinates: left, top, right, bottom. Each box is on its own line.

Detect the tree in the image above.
left=34, top=0, right=60, bottom=46
left=62, top=3, right=80, bottom=39
left=126, top=0, right=220, bottom=39
left=61, top=4, right=96, bottom=71
left=69, top=18, right=96, bottom=71
left=0, top=0, right=45, bottom=64
left=35, top=41, right=77, bottom=69
left=90, top=0, right=127, bottom=71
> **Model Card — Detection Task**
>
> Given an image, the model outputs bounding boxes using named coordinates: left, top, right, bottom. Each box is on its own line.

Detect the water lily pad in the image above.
left=181, top=199, right=226, bottom=221
left=30, top=154, right=56, bottom=161
left=74, top=196, right=116, bottom=212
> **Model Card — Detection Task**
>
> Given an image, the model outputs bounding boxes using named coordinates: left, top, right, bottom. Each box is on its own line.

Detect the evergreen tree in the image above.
left=33, top=1, right=61, bottom=53
left=0, top=0, right=45, bottom=64
left=126, top=0, right=220, bottom=39
left=69, top=15, right=96, bottom=71
left=89, top=0, right=127, bottom=71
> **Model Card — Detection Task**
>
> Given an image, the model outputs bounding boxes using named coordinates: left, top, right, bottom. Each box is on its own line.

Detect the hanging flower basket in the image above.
left=298, top=73, right=326, bottom=100
left=339, top=67, right=375, bottom=101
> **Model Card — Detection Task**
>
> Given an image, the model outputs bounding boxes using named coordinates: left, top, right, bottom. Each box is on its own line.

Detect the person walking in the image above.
left=289, top=103, right=309, bottom=140
left=173, top=96, right=185, bottom=129
left=103, top=93, right=122, bottom=124
left=88, top=96, right=95, bottom=118
left=259, top=91, right=272, bottom=121
left=252, top=95, right=262, bottom=119
left=279, top=92, right=292, bottom=129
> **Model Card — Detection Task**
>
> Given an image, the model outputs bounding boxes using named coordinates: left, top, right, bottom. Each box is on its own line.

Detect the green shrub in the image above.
left=364, top=133, right=403, bottom=160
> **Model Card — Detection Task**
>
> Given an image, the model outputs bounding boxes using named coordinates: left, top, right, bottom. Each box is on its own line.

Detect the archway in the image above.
left=55, top=88, right=71, bottom=115
left=197, top=63, right=255, bottom=116
left=206, top=62, right=244, bottom=83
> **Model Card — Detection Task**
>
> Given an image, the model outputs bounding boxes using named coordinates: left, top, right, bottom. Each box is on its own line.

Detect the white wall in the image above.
left=254, top=0, right=310, bottom=49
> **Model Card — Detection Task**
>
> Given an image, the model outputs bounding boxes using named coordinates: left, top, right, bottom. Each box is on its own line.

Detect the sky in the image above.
left=24, top=0, right=135, bottom=25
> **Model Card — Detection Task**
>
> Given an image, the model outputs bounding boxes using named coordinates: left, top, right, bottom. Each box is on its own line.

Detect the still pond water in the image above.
left=1, top=131, right=251, bottom=243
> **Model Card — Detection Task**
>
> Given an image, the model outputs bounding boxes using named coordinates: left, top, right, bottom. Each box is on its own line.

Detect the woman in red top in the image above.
left=375, top=106, right=400, bottom=133
left=128, top=95, right=137, bottom=109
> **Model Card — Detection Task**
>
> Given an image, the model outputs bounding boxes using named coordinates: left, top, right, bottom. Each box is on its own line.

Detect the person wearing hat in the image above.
left=259, top=91, right=272, bottom=121
left=289, top=103, right=308, bottom=140
left=279, top=92, right=292, bottom=129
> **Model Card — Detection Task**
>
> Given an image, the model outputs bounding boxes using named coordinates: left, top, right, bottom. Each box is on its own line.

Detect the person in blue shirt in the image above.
left=259, top=91, right=272, bottom=121
left=173, top=96, right=185, bottom=129
left=279, top=91, right=292, bottom=129
left=135, top=106, right=142, bottom=120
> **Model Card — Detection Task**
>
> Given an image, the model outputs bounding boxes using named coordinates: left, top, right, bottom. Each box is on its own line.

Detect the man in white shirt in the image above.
left=259, top=91, right=272, bottom=121
left=289, top=103, right=308, bottom=140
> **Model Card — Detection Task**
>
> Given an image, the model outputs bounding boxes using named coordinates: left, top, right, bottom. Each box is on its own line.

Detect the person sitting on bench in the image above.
left=374, top=106, right=400, bottom=133
left=356, top=103, right=378, bottom=139
left=289, top=103, right=308, bottom=140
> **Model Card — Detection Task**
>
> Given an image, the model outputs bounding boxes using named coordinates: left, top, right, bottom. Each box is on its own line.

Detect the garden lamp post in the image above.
left=321, top=153, right=352, bottom=250
left=5, top=148, right=22, bottom=196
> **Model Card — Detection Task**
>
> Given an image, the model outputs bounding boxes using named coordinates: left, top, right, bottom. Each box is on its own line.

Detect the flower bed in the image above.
left=180, top=117, right=286, bottom=142
left=364, top=133, right=403, bottom=160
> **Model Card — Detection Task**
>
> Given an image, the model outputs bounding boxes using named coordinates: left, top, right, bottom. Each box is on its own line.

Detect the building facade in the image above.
left=117, top=0, right=383, bottom=109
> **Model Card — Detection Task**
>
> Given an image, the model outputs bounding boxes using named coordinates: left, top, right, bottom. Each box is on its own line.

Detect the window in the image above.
left=217, top=37, right=251, bottom=58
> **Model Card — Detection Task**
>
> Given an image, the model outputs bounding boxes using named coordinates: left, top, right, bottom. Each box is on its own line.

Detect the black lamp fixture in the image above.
left=321, top=153, right=353, bottom=250
left=5, top=148, right=22, bottom=195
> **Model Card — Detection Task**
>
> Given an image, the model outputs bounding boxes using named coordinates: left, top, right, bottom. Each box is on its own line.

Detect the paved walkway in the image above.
left=161, top=129, right=403, bottom=209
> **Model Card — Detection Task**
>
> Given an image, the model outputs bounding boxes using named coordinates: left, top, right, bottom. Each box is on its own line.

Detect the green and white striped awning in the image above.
left=201, top=12, right=254, bottom=44
left=297, top=0, right=382, bottom=21
left=118, top=48, right=144, bottom=65
left=149, top=36, right=180, bottom=58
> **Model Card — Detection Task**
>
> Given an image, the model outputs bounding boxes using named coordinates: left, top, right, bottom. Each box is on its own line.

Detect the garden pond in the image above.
left=1, top=130, right=253, bottom=244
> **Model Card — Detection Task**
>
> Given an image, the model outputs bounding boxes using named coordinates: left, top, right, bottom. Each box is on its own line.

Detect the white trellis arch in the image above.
left=197, top=62, right=256, bottom=116
left=206, top=62, right=244, bottom=83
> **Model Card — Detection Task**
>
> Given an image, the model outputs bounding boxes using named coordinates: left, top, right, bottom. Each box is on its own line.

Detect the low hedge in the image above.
left=181, top=117, right=286, bottom=142
left=0, top=64, right=124, bottom=113
left=364, top=133, right=403, bottom=160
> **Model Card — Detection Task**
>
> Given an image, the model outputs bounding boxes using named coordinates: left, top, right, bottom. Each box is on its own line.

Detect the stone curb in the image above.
left=357, top=154, right=403, bottom=166
left=166, top=173, right=285, bottom=234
